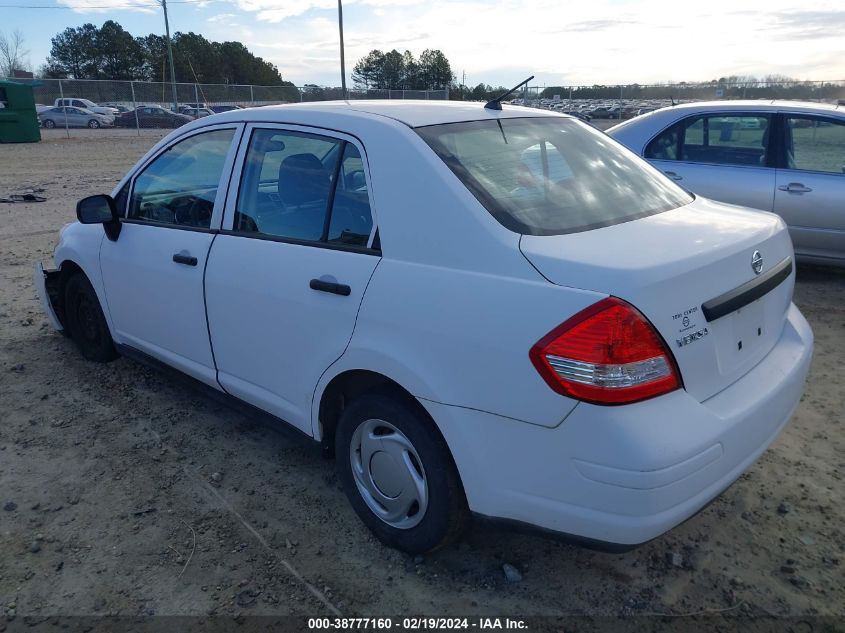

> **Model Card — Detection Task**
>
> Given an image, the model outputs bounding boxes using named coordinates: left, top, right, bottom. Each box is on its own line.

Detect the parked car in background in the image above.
left=183, top=107, right=216, bottom=120
left=210, top=105, right=245, bottom=114
left=54, top=98, right=118, bottom=116
left=39, top=106, right=114, bottom=129
left=115, top=106, right=191, bottom=129
left=609, top=101, right=845, bottom=266
left=102, top=103, right=131, bottom=114
left=177, top=102, right=208, bottom=113
left=36, top=103, right=812, bottom=554
left=562, top=110, right=591, bottom=122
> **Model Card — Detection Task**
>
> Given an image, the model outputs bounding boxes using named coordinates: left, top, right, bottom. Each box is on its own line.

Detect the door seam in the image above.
left=202, top=232, right=228, bottom=394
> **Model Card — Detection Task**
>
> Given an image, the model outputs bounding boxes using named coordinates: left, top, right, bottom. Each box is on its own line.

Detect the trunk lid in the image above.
left=520, top=198, right=795, bottom=402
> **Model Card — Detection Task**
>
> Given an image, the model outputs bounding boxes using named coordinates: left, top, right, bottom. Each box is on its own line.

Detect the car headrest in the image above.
left=277, top=153, right=330, bottom=207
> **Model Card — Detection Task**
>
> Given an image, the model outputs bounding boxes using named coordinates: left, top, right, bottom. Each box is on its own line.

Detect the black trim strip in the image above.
left=121, top=218, right=219, bottom=234
left=320, top=140, right=346, bottom=241
left=701, top=256, right=793, bottom=322
left=218, top=229, right=380, bottom=255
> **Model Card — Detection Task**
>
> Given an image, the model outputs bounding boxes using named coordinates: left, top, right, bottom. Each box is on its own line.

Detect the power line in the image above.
left=0, top=0, right=230, bottom=8
left=0, top=3, right=158, bottom=8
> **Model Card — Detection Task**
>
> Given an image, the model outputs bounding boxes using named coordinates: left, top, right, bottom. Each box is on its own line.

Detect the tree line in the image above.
left=352, top=49, right=453, bottom=90
left=43, top=21, right=290, bottom=86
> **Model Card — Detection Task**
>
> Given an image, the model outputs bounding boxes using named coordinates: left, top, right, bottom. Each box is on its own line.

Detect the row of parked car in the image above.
left=512, top=97, right=677, bottom=120
left=35, top=98, right=246, bottom=129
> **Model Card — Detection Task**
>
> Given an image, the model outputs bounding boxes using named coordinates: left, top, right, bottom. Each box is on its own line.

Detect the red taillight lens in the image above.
left=529, top=297, right=681, bottom=405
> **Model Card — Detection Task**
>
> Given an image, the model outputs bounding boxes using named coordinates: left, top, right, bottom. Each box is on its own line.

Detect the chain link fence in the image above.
left=4, top=76, right=845, bottom=137
left=1, top=77, right=449, bottom=138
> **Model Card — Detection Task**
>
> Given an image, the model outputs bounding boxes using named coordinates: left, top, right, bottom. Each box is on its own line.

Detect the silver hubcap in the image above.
left=350, top=419, right=428, bottom=529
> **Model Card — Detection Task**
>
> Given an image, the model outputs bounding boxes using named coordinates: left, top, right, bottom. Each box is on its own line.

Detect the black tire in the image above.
left=64, top=273, right=118, bottom=363
left=88, top=119, right=100, bottom=129
left=43, top=119, right=55, bottom=129
left=336, top=393, right=469, bottom=554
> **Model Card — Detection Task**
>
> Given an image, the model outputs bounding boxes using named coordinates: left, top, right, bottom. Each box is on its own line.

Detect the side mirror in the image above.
left=76, top=194, right=121, bottom=241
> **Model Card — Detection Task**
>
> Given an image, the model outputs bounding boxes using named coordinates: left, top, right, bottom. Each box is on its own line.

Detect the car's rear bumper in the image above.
left=34, top=262, right=63, bottom=332
left=423, top=303, right=813, bottom=546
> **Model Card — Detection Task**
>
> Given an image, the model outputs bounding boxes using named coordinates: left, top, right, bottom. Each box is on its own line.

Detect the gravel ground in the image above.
left=0, top=131, right=843, bottom=621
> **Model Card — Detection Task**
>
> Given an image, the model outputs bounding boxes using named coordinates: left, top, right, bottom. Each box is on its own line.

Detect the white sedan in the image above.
left=35, top=102, right=813, bottom=553
left=608, top=100, right=845, bottom=266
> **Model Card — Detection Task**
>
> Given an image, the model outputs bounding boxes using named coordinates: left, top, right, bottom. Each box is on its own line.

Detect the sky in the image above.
left=2, top=0, right=845, bottom=88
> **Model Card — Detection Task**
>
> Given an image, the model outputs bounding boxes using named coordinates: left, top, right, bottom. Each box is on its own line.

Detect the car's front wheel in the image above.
left=64, top=273, right=118, bottom=363
left=43, top=119, right=55, bottom=129
left=336, top=393, right=469, bottom=553
left=88, top=119, right=100, bottom=129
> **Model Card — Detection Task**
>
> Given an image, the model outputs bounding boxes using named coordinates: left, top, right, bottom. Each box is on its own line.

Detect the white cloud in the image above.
left=63, top=0, right=841, bottom=86
left=305, top=0, right=845, bottom=85
left=233, top=0, right=337, bottom=22
left=57, top=0, right=157, bottom=13
left=233, top=0, right=426, bottom=23
left=207, top=12, right=237, bottom=22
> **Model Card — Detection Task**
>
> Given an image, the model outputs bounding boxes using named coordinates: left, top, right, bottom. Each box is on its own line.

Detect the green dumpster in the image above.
left=0, top=80, right=41, bottom=143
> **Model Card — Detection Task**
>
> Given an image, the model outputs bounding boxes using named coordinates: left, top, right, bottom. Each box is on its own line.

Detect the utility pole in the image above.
left=337, top=0, right=349, bottom=99
left=338, top=0, right=347, bottom=98
left=161, top=0, right=178, bottom=111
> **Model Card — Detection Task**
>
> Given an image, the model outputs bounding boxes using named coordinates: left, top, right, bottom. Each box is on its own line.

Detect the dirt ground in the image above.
left=0, top=130, right=843, bottom=623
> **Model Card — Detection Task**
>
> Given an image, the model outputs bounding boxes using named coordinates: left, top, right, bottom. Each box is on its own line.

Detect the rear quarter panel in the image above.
left=315, top=260, right=606, bottom=432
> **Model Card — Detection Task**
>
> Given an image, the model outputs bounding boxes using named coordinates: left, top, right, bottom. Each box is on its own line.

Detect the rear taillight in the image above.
left=529, top=297, right=681, bottom=405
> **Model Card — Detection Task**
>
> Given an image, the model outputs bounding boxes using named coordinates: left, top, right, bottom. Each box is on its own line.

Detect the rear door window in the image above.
left=784, top=116, right=845, bottom=174
left=680, top=114, right=771, bottom=166
left=234, top=128, right=376, bottom=248
left=417, top=117, right=691, bottom=236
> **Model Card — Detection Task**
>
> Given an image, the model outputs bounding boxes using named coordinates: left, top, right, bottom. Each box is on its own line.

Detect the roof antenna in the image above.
left=670, top=95, right=676, bottom=106
left=485, top=75, right=535, bottom=111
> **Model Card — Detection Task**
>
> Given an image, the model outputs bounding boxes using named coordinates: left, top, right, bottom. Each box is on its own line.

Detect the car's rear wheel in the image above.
left=336, top=393, right=469, bottom=553
left=64, top=273, right=118, bottom=363
left=88, top=119, right=100, bottom=129
left=43, top=119, right=55, bottom=129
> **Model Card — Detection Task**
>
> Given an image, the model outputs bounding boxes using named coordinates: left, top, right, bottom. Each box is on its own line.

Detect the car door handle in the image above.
left=310, top=279, right=351, bottom=296
left=778, top=182, right=812, bottom=193
left=664, top=170, right=683, bottom=181
left=172, top=253, right=198, bottom=266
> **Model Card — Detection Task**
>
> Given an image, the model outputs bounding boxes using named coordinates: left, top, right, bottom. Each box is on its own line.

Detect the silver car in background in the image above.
left=39, top=106, right=115, bottom=129
left=609, top=101, right=845, bottom=266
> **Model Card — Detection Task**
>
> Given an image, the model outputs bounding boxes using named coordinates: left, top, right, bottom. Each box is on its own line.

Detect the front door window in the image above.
left=129, top=129, right=236, bottom=228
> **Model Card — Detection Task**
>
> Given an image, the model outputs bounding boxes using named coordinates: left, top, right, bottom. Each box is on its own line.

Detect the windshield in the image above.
left=416, top=117, right=692, bottom=236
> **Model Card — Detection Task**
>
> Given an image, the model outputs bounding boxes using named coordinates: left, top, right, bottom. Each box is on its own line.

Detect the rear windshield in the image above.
left=416, top=117, right=692, bottom=236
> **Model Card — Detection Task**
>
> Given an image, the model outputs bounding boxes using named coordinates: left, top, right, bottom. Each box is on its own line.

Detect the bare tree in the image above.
left=0, top=29, right=30, bottom=78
